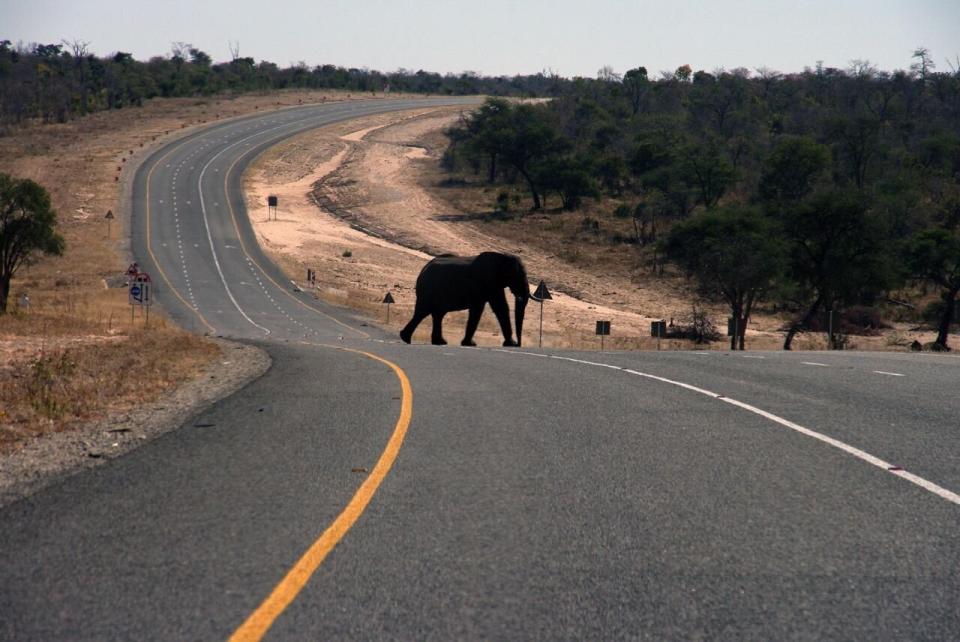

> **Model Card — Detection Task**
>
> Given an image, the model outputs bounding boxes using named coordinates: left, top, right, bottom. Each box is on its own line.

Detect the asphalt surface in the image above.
left=2, top=98, right=959, bottom=640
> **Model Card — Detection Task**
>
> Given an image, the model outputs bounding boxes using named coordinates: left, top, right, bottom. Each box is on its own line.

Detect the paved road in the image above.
left=2, top=99, right=958, bottom=640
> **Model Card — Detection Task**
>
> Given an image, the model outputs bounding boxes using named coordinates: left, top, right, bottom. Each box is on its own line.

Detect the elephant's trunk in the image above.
left=514, top=295, right=528, bottom=347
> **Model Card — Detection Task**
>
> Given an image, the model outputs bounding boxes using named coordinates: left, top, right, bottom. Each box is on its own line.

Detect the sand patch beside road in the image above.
left=243, top=106, right=928, bottom=351
left=244, top=108, right=705, bottom=348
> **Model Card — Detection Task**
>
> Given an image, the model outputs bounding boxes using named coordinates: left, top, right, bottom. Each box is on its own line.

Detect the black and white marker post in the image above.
left=533, top=280, right=551, bottom=348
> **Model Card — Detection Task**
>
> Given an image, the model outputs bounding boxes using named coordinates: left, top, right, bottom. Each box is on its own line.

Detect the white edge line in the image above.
left=495, top=349, right=960, bottom=506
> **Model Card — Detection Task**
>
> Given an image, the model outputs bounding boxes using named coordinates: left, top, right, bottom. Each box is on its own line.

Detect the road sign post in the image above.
left=533, top=280, right=552, bottom=348
left=651, top=320, right=667, bottom=351
left=595, top=320, right=611, bottom=351
left=827, top=308, right=834, bottom=350
left=129, top=272, right=153, bottom=327
left=268, top=195, right=278, bottom=221
left=383, top=292, right=395, bottom=324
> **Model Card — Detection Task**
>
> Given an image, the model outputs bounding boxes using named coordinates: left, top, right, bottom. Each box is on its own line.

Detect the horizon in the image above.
left=5, top=0, right=959, bottom=79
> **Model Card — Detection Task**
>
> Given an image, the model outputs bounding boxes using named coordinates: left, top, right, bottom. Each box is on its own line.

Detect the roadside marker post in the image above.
left=383, top=292, right=395, bottom=324
left=651, top=319, right=666, bottom=351
left=595, top=320, right=611, bottom=351
left=533, top=280, right=552, bottom=348
left=827, top=308, right=835, bottom=350
left=105, top=209, right=114, bottom=238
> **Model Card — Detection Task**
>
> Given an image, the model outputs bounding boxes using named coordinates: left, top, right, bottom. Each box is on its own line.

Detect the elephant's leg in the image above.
left=461, top=303, right=485, bottom=346
left=430, top=312, right=448, bottom=345
left=489, top=290, right=517, bottom=346
left=400, top=306, right=430, bottom=344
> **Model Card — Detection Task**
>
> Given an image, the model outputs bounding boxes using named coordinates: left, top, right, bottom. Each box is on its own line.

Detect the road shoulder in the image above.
left=0, top=338, right=270, bottom=507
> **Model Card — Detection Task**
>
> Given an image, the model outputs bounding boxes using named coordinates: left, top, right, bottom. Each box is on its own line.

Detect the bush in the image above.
left=842, top=306, right=889, bottom=333
left=666, top=304, right=721, bottom=344
left=580, top=216, right=600, bottom=235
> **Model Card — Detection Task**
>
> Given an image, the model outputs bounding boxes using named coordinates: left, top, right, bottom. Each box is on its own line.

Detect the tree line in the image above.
left=443, top=51, right=960, bottom=350
left=0, top=39, right=563, bottom=128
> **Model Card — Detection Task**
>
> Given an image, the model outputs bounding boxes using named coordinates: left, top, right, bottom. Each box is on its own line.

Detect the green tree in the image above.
left=662, top=207, right=785, bottom=349
left=622, top=66, right=649, bottom=115
left=0, top=175, right=65, bottom=312
left=776, top=191, right=897, bottom=350
left=906, top=228, right=960, bottom=349
left=451, top=98, right=512, bottom=182
left=448, top=100, right=563, bottom=210
left=537, top=156, right=598, bottom=210
left=678, top=141, right=737, bottom=209
left=758, top=136, right=831, bottom=204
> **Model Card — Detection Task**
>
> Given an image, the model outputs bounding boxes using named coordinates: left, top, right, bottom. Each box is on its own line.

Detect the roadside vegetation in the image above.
left=0, top=39, right=559, bottom=131
left=0, top=82, right=366, bottom=452
left=441, top=51, right=960, bottom=349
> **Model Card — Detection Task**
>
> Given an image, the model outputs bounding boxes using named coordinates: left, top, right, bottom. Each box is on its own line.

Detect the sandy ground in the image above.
left=245, top=108, right=928, bottom=351
left=245, top=109, right=696, bottom=348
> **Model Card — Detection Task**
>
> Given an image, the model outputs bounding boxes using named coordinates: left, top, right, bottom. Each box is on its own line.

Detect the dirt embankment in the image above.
left=246, top=109, right=673, bottom=347
left=246, top=108, right=858, bottom=349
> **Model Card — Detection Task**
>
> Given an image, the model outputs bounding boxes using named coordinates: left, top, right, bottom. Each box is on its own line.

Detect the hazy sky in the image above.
left=5, top=0, right=959, bottom=78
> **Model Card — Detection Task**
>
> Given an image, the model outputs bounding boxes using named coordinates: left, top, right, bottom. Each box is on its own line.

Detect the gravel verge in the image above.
left=0, top=338, right=270, bottom=507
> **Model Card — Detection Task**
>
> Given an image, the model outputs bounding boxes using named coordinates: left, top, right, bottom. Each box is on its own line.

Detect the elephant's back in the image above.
left=415, top=255, right=479, bottom=310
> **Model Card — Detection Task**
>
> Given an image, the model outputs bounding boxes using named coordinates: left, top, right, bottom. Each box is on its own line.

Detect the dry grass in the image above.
left=0, top=317, right=218, bottom=453
left=0, top=89, right=395, bottom=451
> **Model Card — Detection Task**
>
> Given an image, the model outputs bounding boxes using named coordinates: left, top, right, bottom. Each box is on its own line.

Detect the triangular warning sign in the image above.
left=533, top=280, right=552, bottom=301
left=383, top=292, right=395, bottom=304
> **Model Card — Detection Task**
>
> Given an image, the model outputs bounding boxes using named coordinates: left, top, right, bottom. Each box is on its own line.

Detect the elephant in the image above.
left=400, top=252, right=536, bottom=347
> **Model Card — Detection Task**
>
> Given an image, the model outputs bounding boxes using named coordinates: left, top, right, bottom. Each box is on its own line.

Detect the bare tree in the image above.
left=597, top=65, right=621, bottom=83
left=849, top=59, right=877, bottom=79
left=170, top=41, right=191, bottom=73
left=228, top=40, right=240, bottom=62
left=911, top=46, right=935, bottom=83
left=62, top=39, right=91, bottom=113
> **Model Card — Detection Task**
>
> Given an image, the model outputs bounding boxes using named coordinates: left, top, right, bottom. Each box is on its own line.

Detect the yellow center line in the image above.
left=229, top=344, right=413, bottom=641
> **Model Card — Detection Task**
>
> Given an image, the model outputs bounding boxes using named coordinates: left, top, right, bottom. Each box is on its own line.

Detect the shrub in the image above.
left=666, top=304, right=721, bottom=344
left=580, top=216, right=600, bottom=235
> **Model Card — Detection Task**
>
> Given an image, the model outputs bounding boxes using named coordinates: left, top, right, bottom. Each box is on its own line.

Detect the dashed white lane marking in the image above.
left=493, top=349, right=960, bottom=507
left=874, top=371, right=905, bottom=377
left=198, top=150, right=271, bottom=335
left=743, top=355, right=766, bottom=359
left=802, top=361, right=830, bottom=367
